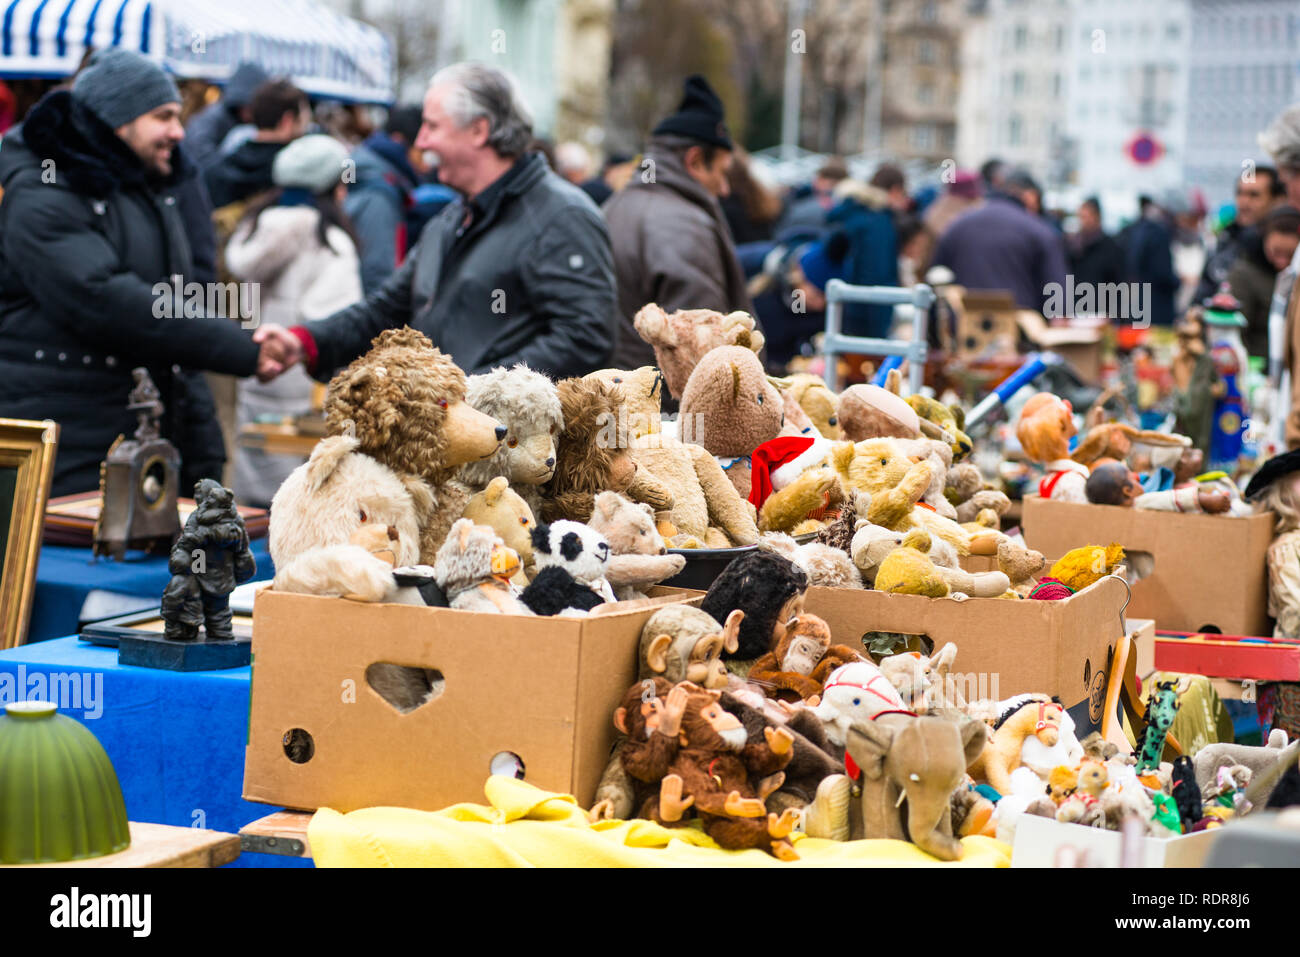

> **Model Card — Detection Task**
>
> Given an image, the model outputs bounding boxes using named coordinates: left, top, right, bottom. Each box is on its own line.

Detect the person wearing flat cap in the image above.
left=0, top=48, right=277, bottom=497
left=604, top=74, right=757, bottom=373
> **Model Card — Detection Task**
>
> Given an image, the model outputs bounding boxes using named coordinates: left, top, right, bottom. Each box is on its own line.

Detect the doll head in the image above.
left=701, top=550, right=809, bottom=660
left=1245, top=449, right=1300, bottom=535
left=1085, top=463, right=1144, bottom=507
left=1015, top=393, right=1075, bottom=464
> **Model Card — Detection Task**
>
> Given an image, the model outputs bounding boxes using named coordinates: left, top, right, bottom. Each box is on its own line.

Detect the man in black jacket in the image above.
left=254, top=63, right=615, bottom=381
left=0, top=49, right=270, bottom=496
left=203, top=79, right=309, bottom=209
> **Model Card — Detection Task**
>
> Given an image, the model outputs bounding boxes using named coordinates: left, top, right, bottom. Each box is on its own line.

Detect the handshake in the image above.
left=253, top=324, right=304, bottom=383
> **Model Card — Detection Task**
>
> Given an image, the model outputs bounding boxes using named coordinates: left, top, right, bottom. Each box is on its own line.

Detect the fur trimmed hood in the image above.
left=831, top=179, right=892, bottom=211
left=1, top=89, right=195, bottom=198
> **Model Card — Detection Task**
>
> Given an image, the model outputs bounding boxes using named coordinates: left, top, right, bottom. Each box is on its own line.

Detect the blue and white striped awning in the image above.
left=0, top=0, right=393, bottom=104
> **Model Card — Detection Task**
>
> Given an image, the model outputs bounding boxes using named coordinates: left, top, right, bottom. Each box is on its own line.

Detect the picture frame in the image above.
left=0, top=418, right=59, bottom=648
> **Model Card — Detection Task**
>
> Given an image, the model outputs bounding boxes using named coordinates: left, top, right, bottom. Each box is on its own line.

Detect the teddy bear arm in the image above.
left=749, top=656, right=820, bottom=701
left=596, top=744, right=636, bottom=819
left=758, top=468, right=834, bottom=534
left=604, top=553, right=687, bottom=588
left=626, top=469, right=675, bottom=512
left=691, top=446, right=759, bottom=545
left=273, top=545, right=396, bottom=602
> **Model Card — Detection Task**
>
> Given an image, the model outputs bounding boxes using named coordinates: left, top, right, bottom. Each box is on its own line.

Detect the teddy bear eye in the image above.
left=519, top=516, right=529, bottom=525
left=438, top=398, right=448, bottom=409
left=880, top=458, right=888, bottom=466
left=507, top=436, right=518, bottom=448
left=640, top=528, right=646, bottom=535
left=359, top=508, right=368, bottom=523
left=757, top=394, right=764, bottom=405
left=853, top=697, right=861, bottom=706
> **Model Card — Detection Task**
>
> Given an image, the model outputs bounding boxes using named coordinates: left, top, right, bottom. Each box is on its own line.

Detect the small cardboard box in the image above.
left=1011, top=814, right=1219, bottom=868
left=1021, top=496, right=1273, bottom=636
left=242, top=588, right=698, bottom=813
left=803, top=575, right=1129, bottom=738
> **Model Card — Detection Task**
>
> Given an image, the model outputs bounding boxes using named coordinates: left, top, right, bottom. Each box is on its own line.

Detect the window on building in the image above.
left=1052, top=73, right=1062, bottom=98
left=1008, top=115, right=1022, bottom=145
left=918, top=39, right=936, bottom=64
left=911, top=124, right=935, bottom=150
left=1013, top=71, right=1026, bottom=96
left=1014, top=25, right=1028, bottom=50
left=1166, top=21, right=1180, bottom=41
left=921, top=1, right=938, bottom=23
left=918, top=83, right=935, bottom=105
left=1054, top=25, right=1064, bottom=50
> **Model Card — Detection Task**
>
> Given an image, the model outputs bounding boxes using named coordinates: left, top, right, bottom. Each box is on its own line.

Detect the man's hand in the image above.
left=253, top=324, right=304, bottom=382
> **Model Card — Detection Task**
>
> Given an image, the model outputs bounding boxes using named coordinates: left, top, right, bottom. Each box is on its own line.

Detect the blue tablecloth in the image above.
left=29, top=538, right=273, bottom=644
left=0, top=635, right=308, bottom=868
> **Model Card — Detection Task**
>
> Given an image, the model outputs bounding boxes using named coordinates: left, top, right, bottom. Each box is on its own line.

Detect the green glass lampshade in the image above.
left=0, top=701, right=130, bottom=864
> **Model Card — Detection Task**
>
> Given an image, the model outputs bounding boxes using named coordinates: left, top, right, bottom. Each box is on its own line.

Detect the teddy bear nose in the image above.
left=495, top=426, right=507, bottom=440
left=545, top=457, right=555, bottom=467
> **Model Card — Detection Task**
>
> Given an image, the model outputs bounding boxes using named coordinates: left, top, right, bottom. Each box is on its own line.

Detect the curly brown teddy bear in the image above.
left=322, top=328, right=504, bottom=562
left=540, top=377, right=672, bottom=524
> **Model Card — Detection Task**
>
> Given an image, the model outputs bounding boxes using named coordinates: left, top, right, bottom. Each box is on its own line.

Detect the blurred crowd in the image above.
left=2, top=51, right=1300, bottom=506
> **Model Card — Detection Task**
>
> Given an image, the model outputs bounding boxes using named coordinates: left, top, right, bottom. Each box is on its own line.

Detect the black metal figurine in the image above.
left=161, top=480, right=256, bottom=641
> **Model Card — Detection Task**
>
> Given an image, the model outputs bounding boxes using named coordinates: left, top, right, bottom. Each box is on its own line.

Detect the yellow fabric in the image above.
left=307, top=776, right=1011, bottom=868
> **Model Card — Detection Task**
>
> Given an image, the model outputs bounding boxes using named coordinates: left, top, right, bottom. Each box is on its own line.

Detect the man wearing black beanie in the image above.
left=0, top=49, right=269, bottom=496
left=604, top=75, right=756, bottom=376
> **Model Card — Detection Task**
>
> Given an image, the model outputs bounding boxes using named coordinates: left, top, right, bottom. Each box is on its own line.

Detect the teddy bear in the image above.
left=877, top=644, right=961, bottom=713
left=831, top=437, right=1002, bottom=556
left=322, top=328, right=504, bottom=562
left=433, top=519, right=534, bottom=614
left=770, top=373, right=840, bottom=439
left=520, top=520, right=615, bottom=615
left=539, top=377, right=673, bottom=525
left=270, top=434, right=431, bottom=603
left=632, top=302, right=765, bottom=401
left=873, top=530, right=1011, bottom=598
left=457, top=364, right=563, bottom=520
left=460, top=477, right=536, bottom=586
left=757, top=532, right=863, bottom=589
left=997, top=539, right=1047, bottom=597
left=586, top=491, right=686, bottom=600
left=679, top=345, right=837, bottom=536
left=1028, top=544, right=1125, bottom=599
left=583, top=366, right=758, bottom=548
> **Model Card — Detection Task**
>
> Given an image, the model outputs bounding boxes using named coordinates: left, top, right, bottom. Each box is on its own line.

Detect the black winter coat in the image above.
left=304, top=152, right=616, bottom=379
left=0, top=91, right=261, bottom=497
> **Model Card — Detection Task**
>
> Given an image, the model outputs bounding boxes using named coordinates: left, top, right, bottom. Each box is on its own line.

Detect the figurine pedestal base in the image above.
left=118, top=633, right=251, bottom=671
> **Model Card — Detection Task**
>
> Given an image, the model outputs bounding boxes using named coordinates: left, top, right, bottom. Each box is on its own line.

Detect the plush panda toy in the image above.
left=520, top=521, right=617, bottom=616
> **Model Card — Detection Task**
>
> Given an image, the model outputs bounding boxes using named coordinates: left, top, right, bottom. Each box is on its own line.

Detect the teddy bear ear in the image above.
left=633, top=303, right=673, bottom=346
left=730, top=363, right=741, bottom=401
left=305, top=435, right=360, bottom=492
left=485, top=476, right=507, bottom=505
left=593, top=491, right=620, bottom=521
left=531, top=524, right=551, bottom=553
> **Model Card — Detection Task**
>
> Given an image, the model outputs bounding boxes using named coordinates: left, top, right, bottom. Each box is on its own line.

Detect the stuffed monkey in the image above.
left=748, top=614, right=862, bottom=703
left=660, top=690, right=801, bottom=859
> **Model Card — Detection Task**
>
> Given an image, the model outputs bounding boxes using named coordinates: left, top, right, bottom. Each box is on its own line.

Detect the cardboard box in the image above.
left=803, top=575, right=1130, bottom=738
left=1021, top=496, right=1273, bottom=636
left=243, top=588, right=698, bottom=813
left=1011, top=813, right=1219, bottom=867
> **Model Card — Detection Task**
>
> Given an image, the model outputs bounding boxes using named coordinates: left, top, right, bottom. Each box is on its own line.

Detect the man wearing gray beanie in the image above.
left=0, top=48, right=278, bottom=497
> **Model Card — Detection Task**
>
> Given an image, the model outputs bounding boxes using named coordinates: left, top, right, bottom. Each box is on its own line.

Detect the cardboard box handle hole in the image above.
left=365, top=664, right=446, bottom=713
left=490, top=752, right=526, bottom=779
left=283, top=728, right=314, bottom=763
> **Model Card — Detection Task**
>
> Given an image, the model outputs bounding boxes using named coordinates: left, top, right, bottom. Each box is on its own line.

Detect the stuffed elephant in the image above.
left=845, top=713, right=988, bottom=861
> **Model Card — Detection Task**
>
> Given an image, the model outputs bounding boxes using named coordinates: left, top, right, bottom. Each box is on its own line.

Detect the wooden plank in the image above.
left=7, top=823, right=239, bottom=868
left=239, top=811, right=313, bottom=858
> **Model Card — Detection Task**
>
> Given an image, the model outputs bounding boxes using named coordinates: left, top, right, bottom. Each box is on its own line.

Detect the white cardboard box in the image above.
left=1011, top=813, right=1220, bottom=868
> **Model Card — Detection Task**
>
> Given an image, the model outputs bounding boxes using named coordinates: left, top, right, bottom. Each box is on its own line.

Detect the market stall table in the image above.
left=28, top=538, right=273, bottom=644
left=0, top=636, right=308, bottom=868
left=4, top=823, right=240, bottom=868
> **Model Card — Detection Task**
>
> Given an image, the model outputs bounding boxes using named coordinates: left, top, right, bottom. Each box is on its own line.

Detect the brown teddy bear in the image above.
left=540, top=377, right=672, bottom=524
left=583, top=366, right=758, bottom=548
left=323, top=328, right=504, bottom=562
left=460, top=477, right=536, bottom=585
left=680, top=345, right=836, bottom=536
left=632, top=302, right=765, bottom=400
left=586, top=491, right=686, bottom=600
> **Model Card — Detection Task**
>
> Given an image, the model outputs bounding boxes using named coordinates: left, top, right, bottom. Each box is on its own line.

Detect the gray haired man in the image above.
left=254, top=62, right=616, bottom=380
